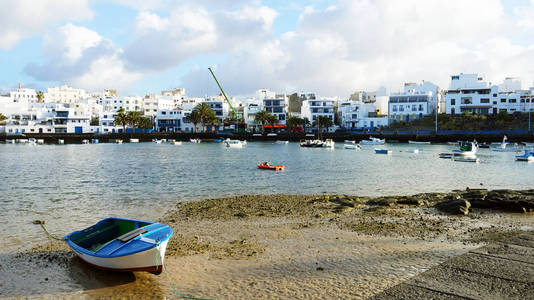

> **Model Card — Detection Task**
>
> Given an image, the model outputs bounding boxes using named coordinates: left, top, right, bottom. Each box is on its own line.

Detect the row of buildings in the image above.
left=1, top=74, right=533, bottom=134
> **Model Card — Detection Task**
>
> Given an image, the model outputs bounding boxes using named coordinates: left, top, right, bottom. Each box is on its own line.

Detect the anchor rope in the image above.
left=33, top=220, right=63, bottom=241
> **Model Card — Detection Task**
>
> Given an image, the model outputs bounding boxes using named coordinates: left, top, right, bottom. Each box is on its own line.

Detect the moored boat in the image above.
left=275, top=140, right=289, bottom=144
left=37, top=139, right=45, bottom=145
left=58, top=139, right=65, bottom=144
left=408, top=141, right=430, bottom=145
left=82, top=139, right=89, bottom=144
left=129, top=139, right=139, bottom=143
left=172, top=141, right=182, bottom=145
left=225, top=140, right=243, bottom=148
left=361, top=137, right=385, bottom=145
left=344, top=143, right=361, bottom=150
left=63, top=217, right=173, bottom=274
left=407, top=149, right=420, bottom=154
left=190, top=139, right=200, bottom=143
left=6, top=139, right=15, bottom=144
left=258, top=161, right=285, bottom=171
left=322, top=139, right=335, bottom=148
left=452, top=141, right=478, bottom=156
left=453, top=156, right=480, bottom=163
left=515, top=151, right=534, bottom=162
left=439, top=153, right=453, bottom=159
left=300, top=139, right=323, bottom=147
left=375, top=148, right=392, bottom=154
left=115, top=139, right=123, bottom=144
left=153, top=139, right=162, bottom=144
left=344, top=140, right=356, bottom=144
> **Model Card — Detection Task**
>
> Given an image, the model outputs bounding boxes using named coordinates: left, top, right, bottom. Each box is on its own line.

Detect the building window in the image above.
left=419, top=104, right=423, bottom=111
left=501, top=98, right=506, bottom=103
left=399, top=105, right=404, bottom=112
left=509, top=99, right=516, bottom=103
left=412, top=105, right=417, bottom=111
left=480, top=98, right=490, bottom=103
left=461, top=98, right=472, bottom=104
left=392, top=105, right=398, bottom=112
left=493, top=93, right=497, bottom=97
left=451, top=99, right=455, bottom=105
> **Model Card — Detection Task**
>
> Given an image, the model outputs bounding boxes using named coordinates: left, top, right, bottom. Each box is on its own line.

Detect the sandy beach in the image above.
left=1, top=191, right=533, bottom=299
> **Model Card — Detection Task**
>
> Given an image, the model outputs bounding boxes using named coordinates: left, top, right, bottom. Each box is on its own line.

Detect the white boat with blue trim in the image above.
left=63, top=217, right=173, bottom=274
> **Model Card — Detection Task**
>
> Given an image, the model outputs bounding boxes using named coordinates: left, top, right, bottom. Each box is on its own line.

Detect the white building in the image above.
left=338, top=100, right=388, bottom=130
left=389, top=81, right=439, bottom=123
left=44, top=85, right=86, bottom=104
left=263, top=96, right=287, bottom=125
left=10, top=83, right=37, bottom=104
left=444, top=74, right=534, bottom=115
left=243, top=101, right=263, bottom=132
left=143, top=94, right=174, bottom=118
left=301, top=99, right=335, bottom=124
left=155, top=108, right=184, bottom=132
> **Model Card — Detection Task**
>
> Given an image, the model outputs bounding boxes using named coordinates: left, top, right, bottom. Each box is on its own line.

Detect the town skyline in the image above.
left=3, top=0, right=534, bottom=97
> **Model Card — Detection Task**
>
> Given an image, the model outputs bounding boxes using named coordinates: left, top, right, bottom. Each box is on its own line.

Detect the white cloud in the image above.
left=0, top=0, right=93, bottom=49
left=135, top=11, right=170, bottom=33
left=25, top=24, right=142, bottom=92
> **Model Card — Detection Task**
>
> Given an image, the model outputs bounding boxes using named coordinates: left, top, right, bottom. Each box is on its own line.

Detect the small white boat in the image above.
left=516, top=151, right=534, bottom=162
left=5, top=139, right=15, bottom=144
left=452, top=141, right=478, bottom=156
left=37, top=139, right=45, bottom=145
left=115, top=139, right=123, bottom=144
left=361, top=137, right=385, bottom=145
left=407, top=149, right=421, bottom=154
left=408, top=141, right=430, bottom=145
left=375, top=148, right=392, bottom=154
left=129, top=138, right=139, bottom=143
left=267, top=133, right=277, bottom=137
left=225, top=140, right=243, bottom=148
left=491, top=136, right=516, bottom=152
left=323, top=139, right=335, bottom=148
left=58, top=139, right=65, bottom=145
left=153, top=139, right=162, bottom=144
left=82, top=139, right=89, bottom=144
left=275, top=140, right=289, bottom=144
left=91, top=139, right=99, bottom=144
left=18, top=139, right=29, bottom=144
left=453, top=156, right=480, bottom=163
left=344, top=140, right=356, bottom=144
left=241, top=140, right=247, bottom=145
left=190, top=139, right=200, bottom=143
left=300, top=139, right=323, bottom=147
left=172, top=141, right=182, bottom=145
left=64, top=217, right=173, bottom=274
left=28, top=138, right=37, bottom=145
left=253, top=133, right=262, bottom=137
left=344, top=143, right=361, bottom=150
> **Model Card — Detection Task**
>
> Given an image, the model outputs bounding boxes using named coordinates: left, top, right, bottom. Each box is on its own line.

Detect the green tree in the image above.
left=114, top=108, right=128, bottom=133
left=0, top=113, right=7, bottom=122
left=254, top=110, right=275, bottom=133
left=90, top=117, right=99, bottom=126
left=208, top=114, right=221, bottom=133
left=138, top=117, right=154, bottom=132
left=193, top=103, right=216, bottom=133
left=303, top=117, right=310, bottom=132
left=184, top=110, right=201, bottom=133
left=126, top=111, right=143, bottom=133
left=267, top=114, right=279, bottom=132
left=36, top=91, right=44, bottom=103
left=313, top=116, right=333, bottom=135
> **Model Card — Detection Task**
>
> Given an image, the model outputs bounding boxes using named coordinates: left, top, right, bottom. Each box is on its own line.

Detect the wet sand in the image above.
left=1, top=193, right=533, bottom=299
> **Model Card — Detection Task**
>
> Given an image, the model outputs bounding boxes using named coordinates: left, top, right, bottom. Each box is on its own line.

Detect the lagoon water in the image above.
left=1, top=141, right=532, bottom=252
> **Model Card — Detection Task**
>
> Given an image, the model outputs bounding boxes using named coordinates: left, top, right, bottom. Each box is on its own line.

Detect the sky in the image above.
left=2, top=0, right=534, bottom=98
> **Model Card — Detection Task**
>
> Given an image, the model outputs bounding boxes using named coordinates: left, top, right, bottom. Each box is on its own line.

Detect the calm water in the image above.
left=1, top=141, right=533, bottom=252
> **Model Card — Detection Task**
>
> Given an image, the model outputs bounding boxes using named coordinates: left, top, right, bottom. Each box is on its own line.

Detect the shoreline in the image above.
left=1, top=191, right=533, bottom=299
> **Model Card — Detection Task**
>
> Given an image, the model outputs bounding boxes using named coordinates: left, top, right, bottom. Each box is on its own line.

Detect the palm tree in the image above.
left=303, top=117, right=310, bottom=132
left=184, top=110, right=201, bottom=133
left=193, top=103, right=216, bottom=133
left=286, top=115, right=304, bottom=133
left=0, top=113, right=7, bottom=124
left=267, top=114, right=279, bottom=132
left=36, top=91, right=44, bottom=103
left=255, top=110, right=274, bottom=134
left=114, top=108, right=128, bottom=133
left=313, top=116, right=333, bottom=138
left=126, top=111, right=143, bottom=134
left=208, top=115, right=221, bottom=133
left=138, top=117, right=154, bottom=132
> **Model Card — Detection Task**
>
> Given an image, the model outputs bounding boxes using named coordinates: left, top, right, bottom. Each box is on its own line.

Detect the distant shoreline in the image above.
left=1, top=130, right=533, bottom=144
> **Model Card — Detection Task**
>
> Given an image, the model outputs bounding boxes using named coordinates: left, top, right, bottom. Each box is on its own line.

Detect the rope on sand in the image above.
left=33, top=220, right=64, bottom=241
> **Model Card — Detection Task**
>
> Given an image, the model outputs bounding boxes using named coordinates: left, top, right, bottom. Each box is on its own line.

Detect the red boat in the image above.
left=258, top=162, right=284, bottom=171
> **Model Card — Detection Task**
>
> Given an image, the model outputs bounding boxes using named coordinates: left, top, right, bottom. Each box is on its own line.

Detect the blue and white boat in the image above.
left=375, top=148, right=392, bottom=154
left=516, top=151, right=534, bottom=162
left=64, top=217, right=173, bottom=274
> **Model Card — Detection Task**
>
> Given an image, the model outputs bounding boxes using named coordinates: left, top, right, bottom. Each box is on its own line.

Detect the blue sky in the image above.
left=2, top=0, right=534, bottom=97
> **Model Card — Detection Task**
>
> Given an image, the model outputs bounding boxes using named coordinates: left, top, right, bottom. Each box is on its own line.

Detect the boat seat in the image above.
left=117, top=228, right=148, bottom=243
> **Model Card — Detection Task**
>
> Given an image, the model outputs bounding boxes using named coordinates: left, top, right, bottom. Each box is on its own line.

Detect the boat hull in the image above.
left=69, top=240, right=168, bottom=274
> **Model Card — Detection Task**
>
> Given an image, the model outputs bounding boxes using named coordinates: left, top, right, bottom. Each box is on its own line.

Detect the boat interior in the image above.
left=68, top=218, right=152, bottom=252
